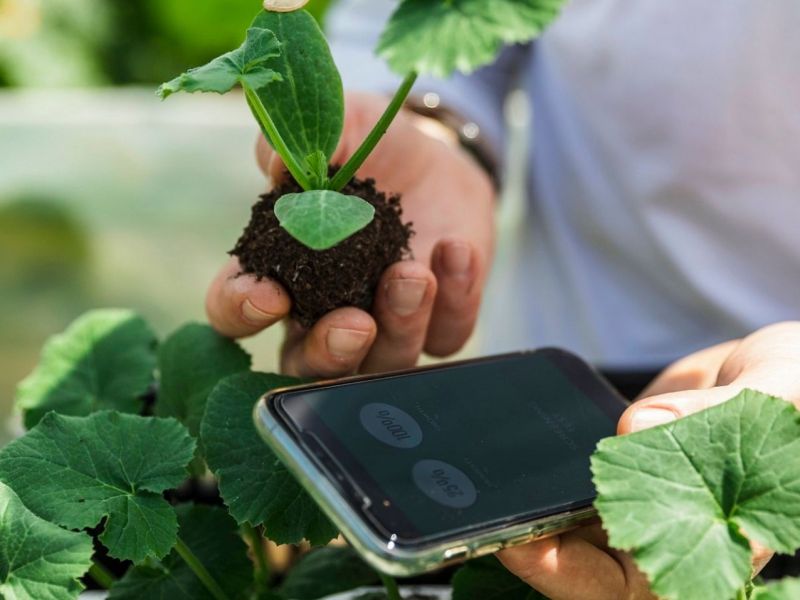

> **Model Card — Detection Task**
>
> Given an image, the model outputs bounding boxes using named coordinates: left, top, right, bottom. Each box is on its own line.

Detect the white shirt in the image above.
left=328, top=0, right=800, bottom=369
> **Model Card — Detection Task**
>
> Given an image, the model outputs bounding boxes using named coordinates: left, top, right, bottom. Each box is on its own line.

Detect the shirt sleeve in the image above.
left=325, top=0, right=524, bottom=162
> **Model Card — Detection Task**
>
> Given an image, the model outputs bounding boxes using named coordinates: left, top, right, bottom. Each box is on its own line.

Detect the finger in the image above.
left=424, top=239, right=484, bottom=357
left=280, top=307, right=377, bottom=378
left=206, top=257, right=291, bottom=338
left=636, top=340, right=740, bottom=399
left=360, top=261, right=437, bottom=373
left=751, top=539, right=774, bottom=575
left=497, top=531, right=640, bottom=600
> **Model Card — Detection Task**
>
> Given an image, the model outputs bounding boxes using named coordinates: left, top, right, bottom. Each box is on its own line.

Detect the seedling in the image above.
left=156, top=0, right=565, bottom=326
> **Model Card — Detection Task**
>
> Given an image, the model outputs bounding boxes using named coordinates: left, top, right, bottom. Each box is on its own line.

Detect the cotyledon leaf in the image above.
left=591, top=390, right=800, bottom=600
left=15, top=308, right=157, bottom=429
left=378, top=0, right=565, bottom=78
left=251, top=9, right=344, bottom=163
left=0, top=411, right=196, bottom=564
left=200, top=371, right=338, bottom=546
left=0, top=481, right=93, bottom=600
left=274, top=190, right=375, bottom=250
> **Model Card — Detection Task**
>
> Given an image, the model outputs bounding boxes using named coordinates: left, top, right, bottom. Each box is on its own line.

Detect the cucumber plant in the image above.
left=2, top=310, right=800, bottom=599
left=156, top=0, right=566, bottom=327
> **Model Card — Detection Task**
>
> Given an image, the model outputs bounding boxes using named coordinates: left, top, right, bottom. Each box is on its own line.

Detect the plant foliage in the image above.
left=15, top=308, right=157, bottom=428
left=274, top=190, right=376, bottom=250
left=592, top=390, right=800, bottom=600
left=201, top=371, right=338, bottom=546
left=0, top=411, right=196, bottom=563
left=278, top=546, right=380, bottom=599
left=108, top=505, right=252, bottom=600
left=157, top=27, right=282, bottom=98
left=377, top=0, right=565, bottom=77
left=156, top=322, right=252, bottom=437
left=0, top=482, right=93, bottom=600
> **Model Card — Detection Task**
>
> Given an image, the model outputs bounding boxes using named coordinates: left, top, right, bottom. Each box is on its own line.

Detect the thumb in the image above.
left=618, top=384, right=744, bottom=435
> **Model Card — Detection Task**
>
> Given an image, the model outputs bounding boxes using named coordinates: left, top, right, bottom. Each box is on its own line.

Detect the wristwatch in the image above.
left=404, top=92, right=501, bottom=190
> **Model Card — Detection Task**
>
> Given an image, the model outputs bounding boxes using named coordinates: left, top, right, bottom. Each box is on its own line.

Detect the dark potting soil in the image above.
left=231, top=175, right=413, bottom=328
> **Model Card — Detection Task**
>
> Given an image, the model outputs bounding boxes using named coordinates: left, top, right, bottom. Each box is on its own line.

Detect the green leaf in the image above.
left=452, top=556, right=549, bottom=600
left=377, top=0, right=565, bottom=78
left=108, top=504, right=251, bottom=600
left=752, top=578, right=800, bottom=600
left=251, top=10, right=344, bottom=163
left=279, top=547, right=380, bottom=599
left=16, top=308, right=157, bottom=429
left=274, top=191, right=375, bottom=250
left=155, top=323, right=251, bottom=437
left=305, top=150, right=329, bottom=188
left=0, top=482, right=93, bottom=600
left=200, top=372, right=338, bottom=546
left=157, top=27, right=282, bottom=98
left=0, top=411, right=196, bottom=564
left=591, top=390, right=800, bottom=600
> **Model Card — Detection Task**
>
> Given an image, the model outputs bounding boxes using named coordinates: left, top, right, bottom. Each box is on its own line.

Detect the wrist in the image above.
left=404, top=93, right=500, bottom=190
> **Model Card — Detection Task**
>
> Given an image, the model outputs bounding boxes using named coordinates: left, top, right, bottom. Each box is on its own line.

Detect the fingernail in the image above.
left=630, top=408, right=677, bottom=432
left=441, top=242, right=471, bottom=277
left=327, top=328, right=370, bottom=358
left=386, top=278, right=428, bottom=317
left=242, top=299, right=278, bottom=325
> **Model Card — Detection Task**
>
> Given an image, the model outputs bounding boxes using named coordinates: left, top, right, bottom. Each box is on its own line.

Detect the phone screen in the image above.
left=273, top=349, right=626, bottom=544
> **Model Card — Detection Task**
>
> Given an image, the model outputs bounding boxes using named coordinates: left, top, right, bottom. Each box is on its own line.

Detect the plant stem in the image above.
left=329, top=71, right=418, bottom=191
left=242, top=81, right=312, bottom=190
left=88, top=560, right=116, bottom=589
left=175, top=536, right=231, bottom=600
left=242, top=523, right=270, bottom=591
left=379, top=573, right=402, bottom=600
left=736, top=586, right=749, bottom=600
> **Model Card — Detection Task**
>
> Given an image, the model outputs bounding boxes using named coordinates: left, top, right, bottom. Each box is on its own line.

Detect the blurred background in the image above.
left=0, top=0, right=527, bottom=444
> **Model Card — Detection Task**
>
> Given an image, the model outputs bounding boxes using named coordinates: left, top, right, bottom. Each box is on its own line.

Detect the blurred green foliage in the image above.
left=0, top=0, right=336, bottom=87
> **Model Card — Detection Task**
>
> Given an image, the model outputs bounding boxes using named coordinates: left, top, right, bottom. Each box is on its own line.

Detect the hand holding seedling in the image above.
left=206, top=91, right=495, bottom=376
left=158, top=1, right=563, bottom=376
left=498, top=321, right=800, bottom=600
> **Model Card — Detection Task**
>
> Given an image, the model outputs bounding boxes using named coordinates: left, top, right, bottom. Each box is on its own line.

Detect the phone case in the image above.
left=254, top=388, right=598, bottom=577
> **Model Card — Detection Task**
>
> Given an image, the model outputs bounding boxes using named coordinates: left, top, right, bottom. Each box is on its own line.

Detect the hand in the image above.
left=206, top=91, right=495, bottom=377
left=499, top=322, right=800, bottom=599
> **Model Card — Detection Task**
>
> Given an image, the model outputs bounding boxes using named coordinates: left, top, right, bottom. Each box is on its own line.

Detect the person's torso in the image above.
left=487, top=0, right=800, bottom=368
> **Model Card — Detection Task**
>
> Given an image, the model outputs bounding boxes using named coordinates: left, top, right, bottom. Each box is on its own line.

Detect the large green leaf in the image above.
left=155, top=323, right=251, bottom=437
left=108, top=504, right=252, bottom=600
left=200, top=372, right=338, bottom=546
left=251, top=10, right=344, bottom=164
left=0, top=482, right=93, bottom=600
left=279, top=546, right=380, bottom=599
left=753, top=578, right=800, bottom=600
left=591, top=390, right=800, bottom=600
left=0, top=411, right=196, bottom=564
left=157, top=27, right=282, bottom=98
left=274, top=190, right=375, bottom=250
left=377, top=0, right=565, bottom=77
left=16, top=308, right=157, bottom=429
left=452, top=556, right=548, bottom=600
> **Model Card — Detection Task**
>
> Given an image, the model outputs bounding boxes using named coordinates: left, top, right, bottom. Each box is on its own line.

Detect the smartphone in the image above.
left=254, top=349, right=628, bottom=576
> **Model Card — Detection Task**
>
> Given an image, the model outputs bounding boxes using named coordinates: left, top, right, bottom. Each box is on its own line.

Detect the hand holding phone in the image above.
left=255, top=349, right=627, bottom=576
